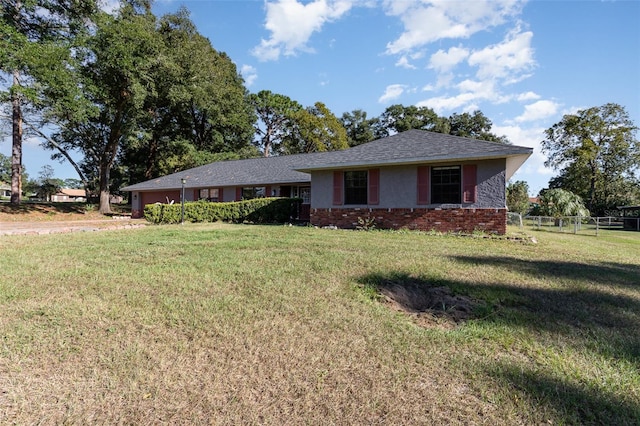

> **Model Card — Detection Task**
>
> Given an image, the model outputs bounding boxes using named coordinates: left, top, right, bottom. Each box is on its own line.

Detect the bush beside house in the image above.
left=144, top=198, right=302, bottom=225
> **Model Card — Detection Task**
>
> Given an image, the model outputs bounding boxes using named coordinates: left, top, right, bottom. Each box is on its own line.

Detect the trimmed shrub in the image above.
left=144, top=198, right=303, bottom=225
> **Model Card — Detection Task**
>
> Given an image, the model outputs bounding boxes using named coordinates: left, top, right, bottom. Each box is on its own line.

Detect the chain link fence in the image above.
left=507, top=212, right=640, bottom=236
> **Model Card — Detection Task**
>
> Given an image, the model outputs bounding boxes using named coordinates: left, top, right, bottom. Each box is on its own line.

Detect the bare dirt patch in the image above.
left=374, top=276, right=480, bottom=329
left=0, top=202, right=128, bottom=222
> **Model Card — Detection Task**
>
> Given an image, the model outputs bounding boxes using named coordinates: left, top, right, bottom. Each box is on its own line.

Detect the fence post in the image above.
left=596, top=217, right=599, bottom=236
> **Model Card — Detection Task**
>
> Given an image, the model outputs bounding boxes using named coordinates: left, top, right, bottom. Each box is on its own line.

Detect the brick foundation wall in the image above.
left=311, top=207, right=507, bottom=234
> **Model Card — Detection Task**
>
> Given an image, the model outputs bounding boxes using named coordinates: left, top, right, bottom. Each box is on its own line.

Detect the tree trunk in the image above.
left=10, top=70, right=23, bottom=205
left=98, top=161, right=112, bottom=214
left=23, top=120, right=90, bottom=190
left=144, top=133, right=159, bottom=180
left=588, top=161, right=597, bottom=213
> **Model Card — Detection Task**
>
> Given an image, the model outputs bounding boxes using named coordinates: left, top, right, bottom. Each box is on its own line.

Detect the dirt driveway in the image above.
left=0, top=218, right=147, bottom=236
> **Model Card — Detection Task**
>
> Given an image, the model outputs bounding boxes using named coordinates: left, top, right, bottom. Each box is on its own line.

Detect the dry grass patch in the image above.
left=0, top=202, right=128, bottom=222
left=0, top=223, right=638, bottom=424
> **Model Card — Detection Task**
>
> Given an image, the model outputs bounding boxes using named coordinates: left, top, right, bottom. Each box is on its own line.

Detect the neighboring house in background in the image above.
left=0, top=182, right=10, bottom=198
left=122, top=130, right=532, bottom=234
left=51, top=188, right=87, bottom=202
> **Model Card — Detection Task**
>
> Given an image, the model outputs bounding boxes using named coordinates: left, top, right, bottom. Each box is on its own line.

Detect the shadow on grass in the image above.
left=452, top=255, right=640, bottom=290
left=359, top=270, right=640, bottom=359
left=357, top=270, right=640, bottom=424
left=487, top=362, right=640, bottom=425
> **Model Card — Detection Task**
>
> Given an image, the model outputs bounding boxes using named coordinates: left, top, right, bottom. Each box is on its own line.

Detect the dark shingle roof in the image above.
left=121, top=130, right=532, bottom=191
left=294, top=129, right=532, bottom=171
left=121, top=154, right=312, bottom=191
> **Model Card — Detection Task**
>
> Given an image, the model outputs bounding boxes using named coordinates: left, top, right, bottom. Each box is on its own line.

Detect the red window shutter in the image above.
left=368, top=169, right=380, bottom=205
left=417, top=166, right=430, bottom=205
left=235, top=187, right=242, bottom=201
left=462, top=164, right=477, bottom=203
left=194, top=189, right=199, bottom=200
left=265, top=185, right=272, bottom=198
left=333, top=171, right=343, bottom=205
left=218, top=188, right=224, bottom=202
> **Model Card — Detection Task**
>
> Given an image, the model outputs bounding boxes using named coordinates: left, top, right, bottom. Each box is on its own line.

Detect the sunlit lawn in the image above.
left=1, top=223, right=638, bottom=424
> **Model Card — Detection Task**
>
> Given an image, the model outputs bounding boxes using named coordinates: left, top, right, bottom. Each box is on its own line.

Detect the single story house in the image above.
left=51, top=188, right=87, bottom=202
left=0, top=182, right=10, bottom=198
left=122, top=130, right=533, bottom=234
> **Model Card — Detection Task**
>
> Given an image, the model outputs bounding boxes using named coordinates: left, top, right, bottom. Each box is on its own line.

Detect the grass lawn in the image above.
left=0, top=223, right=638, bottom=424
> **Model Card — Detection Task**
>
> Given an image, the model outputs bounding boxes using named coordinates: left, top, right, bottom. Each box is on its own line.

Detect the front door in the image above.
left=299, top=186, right=310, bottom=221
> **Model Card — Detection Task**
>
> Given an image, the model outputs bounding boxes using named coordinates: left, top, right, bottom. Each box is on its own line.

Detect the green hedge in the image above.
left=143, top=197, right=303, bottom=225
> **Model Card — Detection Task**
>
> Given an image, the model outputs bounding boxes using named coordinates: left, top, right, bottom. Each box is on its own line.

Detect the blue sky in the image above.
left=3, top=0, right=639, bottom=195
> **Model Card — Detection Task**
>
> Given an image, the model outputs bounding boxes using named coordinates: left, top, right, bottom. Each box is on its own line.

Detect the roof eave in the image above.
left=505, top=153, right=533, bottom=180
left=121, top=177, right=311, bottom=192
left=295, top=151, right=533, bottom=172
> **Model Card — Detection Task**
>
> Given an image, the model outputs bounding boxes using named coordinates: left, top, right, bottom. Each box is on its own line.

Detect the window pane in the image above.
left=344, top=171, right=368, bottom=205
left=242, top=187, right=266, bottom=200
left=300, top=187, right=311, bottom=204
left=431, top=166, right=461, bottom=203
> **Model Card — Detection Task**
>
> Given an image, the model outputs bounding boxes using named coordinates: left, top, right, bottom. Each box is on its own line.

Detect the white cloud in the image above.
left=416, top=25, right=536, bottom=113
left=252, top=0, right=354, bottom=61
left=428, top=46, right=469, bottom=73
left=241, top=65, right=258, bottom=87
left=384, top=0, right=524, bottom=54
left=517, top=91, right=540, bottom=102
left=395, top=56, right=417, bottom=69
left=417, top=92, right=478, bottom=112
left=493, top=124, right=554, bottom=193
left=515, top=100, right=560, bottom=122
left=378, top=84, right=408, bottom=103
left=417, top=78, right=509, bottom=113
left=468, top=27, right=535, bottom=82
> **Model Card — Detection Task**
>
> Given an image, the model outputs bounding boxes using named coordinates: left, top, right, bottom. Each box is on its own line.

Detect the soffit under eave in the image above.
left=505, top=153, right=533, bottom=181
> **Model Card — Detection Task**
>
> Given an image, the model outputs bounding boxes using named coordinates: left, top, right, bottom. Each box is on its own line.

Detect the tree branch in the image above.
left=21, top=118, right=89, bottom=189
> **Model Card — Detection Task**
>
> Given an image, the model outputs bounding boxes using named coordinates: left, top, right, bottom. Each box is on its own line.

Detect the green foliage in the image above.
left=340, top=109, right=378, bottom=147
left=372, top=105, right=509, bottom=143
left=356, top=216, right=376, bottom=231
left=249, top=90, right=303, bottom=157
left=506, top=180, right=531, bottom=214
left=375, top=104, right=449, bottom=138
left=0, top=153, right=10, bottom=183
left=283, top=102, right=349, bottom=154
left=448, top=110, right=510, bottom=143
left=51, top=4, right=162, bottom=213
left=0, top=0, right=99, bottom=204
left=144, top=197, right=302, bottom=225
left=536, top=188, right=590, bottom=218
left=35, top=166, right=62, bottom=200
left=121, top=7, right=257, bottom=184
left=542, top=103, right=639, bottom=215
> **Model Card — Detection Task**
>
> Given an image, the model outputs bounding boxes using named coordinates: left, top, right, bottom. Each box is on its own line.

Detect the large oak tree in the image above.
left=121, top=7, right=257, bottom=184
left=0, top=0, right=97, bottom=204
left=52, top=1, right=160, bottom=213
left=542, top=103, right=639, bottom=214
